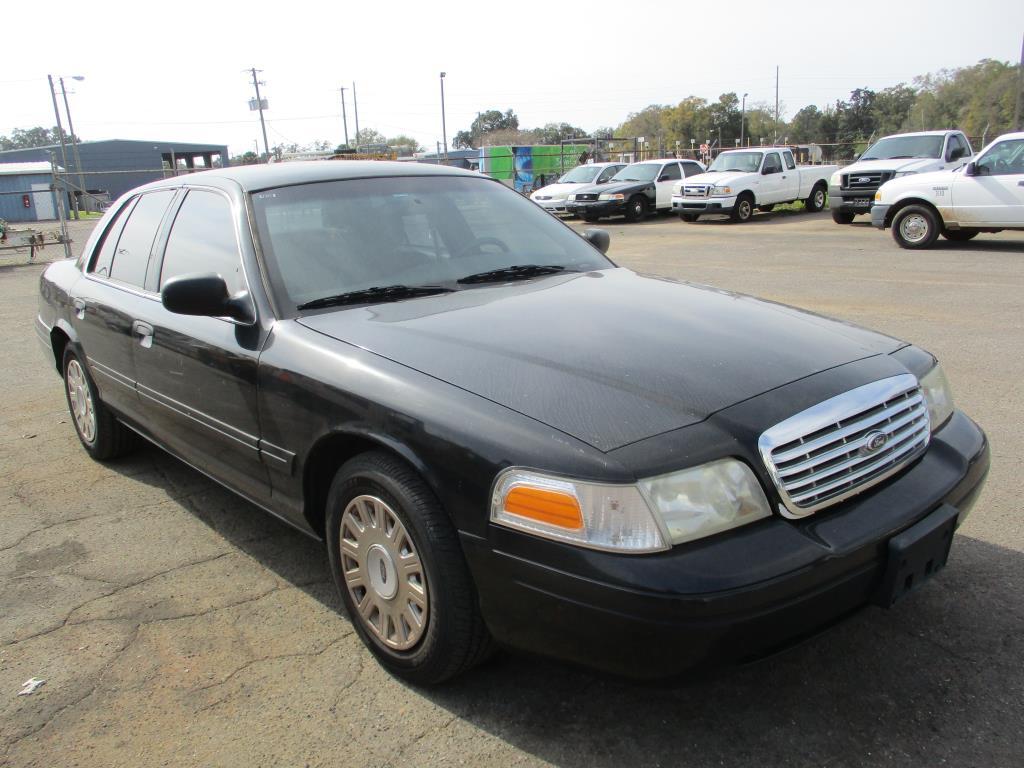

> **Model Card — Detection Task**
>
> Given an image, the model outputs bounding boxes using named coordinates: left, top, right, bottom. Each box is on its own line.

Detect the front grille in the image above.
left=683, top=185, right=710, bottom=198
left=758, top=374, right=930, bottom=518
left=575, top=193, right=599, bottom=202
left=841, top=170, right=894, bottom=191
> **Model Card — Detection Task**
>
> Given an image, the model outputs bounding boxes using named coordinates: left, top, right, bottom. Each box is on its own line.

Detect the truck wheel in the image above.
left=757, top=204, right=775, bottom=213
left=806, top=184, right=827, bottom=212
left=624, top=195, right=647, bottom=222
left=731, top=194, right=754, bottom=223
left=891, top=205, right=941, bottom=249
left=679, top=213, right=700, bottom=222
left=942, top=228, right=979, bottom=242
left=831, top=209, right=856, bottom=224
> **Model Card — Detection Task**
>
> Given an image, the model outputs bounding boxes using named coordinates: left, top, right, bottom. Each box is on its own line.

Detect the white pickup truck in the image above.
left=672, top=148, right=837, bottom=222
left=871, top=131, right=1024, bottom=249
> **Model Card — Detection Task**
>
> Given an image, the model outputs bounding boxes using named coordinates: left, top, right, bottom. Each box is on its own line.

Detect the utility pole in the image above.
left=774, top=66, right=780, bottom=146
left=1014, top=33, right=1023, bottom=131
left=352, top=81, right=361, bottom=149
left=59, top=77, right=86, bottom=218
left=46, top=75, right=74, bottom=221
left=439, top=72, right=449, bottom=162
left=339, top=87, right=350, bottom=146
left=49, top=153, right=70, bottom=260
left=740, top=92, right=748, bottom=148
left=248, top=68, right=271, bottom=162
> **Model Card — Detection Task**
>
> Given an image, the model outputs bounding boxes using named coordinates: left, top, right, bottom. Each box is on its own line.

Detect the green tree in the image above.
left=386, top=134, right=423, bottom=152
left=0, top=126, right=81, bottom=151
left=355, top=128, right=387, bottom=146
left=788, top=105, right=822, bottom=143
left=872, top=84, right=917, bottom=135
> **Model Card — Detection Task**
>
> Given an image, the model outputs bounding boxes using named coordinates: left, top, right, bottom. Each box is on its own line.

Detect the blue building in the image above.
left=0, top=138, right=229, bottom=207
left=0, top=163, right=60, bottom=223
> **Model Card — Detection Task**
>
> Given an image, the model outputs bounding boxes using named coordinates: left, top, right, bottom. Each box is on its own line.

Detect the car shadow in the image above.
left=119, top=444, right=1023, bottom=767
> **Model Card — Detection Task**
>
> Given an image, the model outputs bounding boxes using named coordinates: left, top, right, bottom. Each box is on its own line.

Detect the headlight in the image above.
left=894, top=170, right=917, bottom=178
left=491, top=459, right=772, bottom=553
left=638, top=459, right=771, bottom=545
left=598, top=193, right=625, bottom=201
left=567, top=194, right=577, bottom=201
left=920, top=363, right=955, bottom=430
left=711, top=185, right=732, bottom=196
left=829, top=171, right=842, bottom=186
left=491, top=470, right=667, bottom=553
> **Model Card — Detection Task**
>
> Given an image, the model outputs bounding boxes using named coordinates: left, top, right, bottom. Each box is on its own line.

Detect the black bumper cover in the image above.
left=461, top=411, right=989, bottom=679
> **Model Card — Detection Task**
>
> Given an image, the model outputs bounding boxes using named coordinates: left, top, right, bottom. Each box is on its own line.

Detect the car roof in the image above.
left=876, top=130, right=961, bottom=138
left=142, top=160, right=483, bottom=193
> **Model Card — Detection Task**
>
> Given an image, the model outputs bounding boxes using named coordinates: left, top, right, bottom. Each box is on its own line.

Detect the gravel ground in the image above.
left=1, top=210, right=1022, bottom=767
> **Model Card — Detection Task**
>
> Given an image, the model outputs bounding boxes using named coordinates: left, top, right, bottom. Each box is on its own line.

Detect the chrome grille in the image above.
left=683, top=185, right=710, bottom=198
left=759, top=374, right=930, bottom=518
left=841, top=170, right=894, bottom=191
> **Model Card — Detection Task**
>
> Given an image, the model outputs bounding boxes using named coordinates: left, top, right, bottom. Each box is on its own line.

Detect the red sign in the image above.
left=22, top=194, right=31, bottom=208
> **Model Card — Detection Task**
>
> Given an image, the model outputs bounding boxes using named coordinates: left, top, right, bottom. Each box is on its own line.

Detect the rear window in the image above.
left=107, top=190, right=175, bottom=288
left=89, top=198, right=137, bottom=278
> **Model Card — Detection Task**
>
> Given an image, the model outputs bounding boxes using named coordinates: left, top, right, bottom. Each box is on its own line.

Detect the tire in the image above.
left=891, top=204, right=941, bottom=250
left=679, top=213, right=700, bottom=222
left=730, top=193, right=754, bottom=223
left=805, top=184, right=827, bottom=213
left=62, top=347, right=134, bottom=461
left=325, top=452, right=492, bottom=685
left=942, top=228, right=979, bottom=242
left=757, top=204, right=775, bottom=213
left=624, top=195, right=647, bottom=222
left=831, top=209, right=856, bottom=224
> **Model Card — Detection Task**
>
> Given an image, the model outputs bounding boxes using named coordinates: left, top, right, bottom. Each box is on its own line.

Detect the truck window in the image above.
left=660, top=163, right=682, bottom=181
left=763, top=153, right=783, bottom=175
left=683, top=162, right=703, bottom=177
left=783, top=151, right=796, bottom=170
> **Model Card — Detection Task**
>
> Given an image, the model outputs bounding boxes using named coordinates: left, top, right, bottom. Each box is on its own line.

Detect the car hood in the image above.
left=531, top=182, right=584, bottom=200
left=574, top=180, right=650, bottom=197
left=683, top=171, right=752, bottom=187
left=297, top=269, right=904, bottom=452
left=878, top=168, right=962, bottom=194
left=841, top=157, right=945, bottom=175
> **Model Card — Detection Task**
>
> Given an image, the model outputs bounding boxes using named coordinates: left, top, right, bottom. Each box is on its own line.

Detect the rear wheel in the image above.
left=891, top=204, right=941, bottom=249
left=679, top=213, right=700, bottom=222
left=805, top=184, right=827, bottom=213
left=326, top=452, right=492, bottom=685
left=831, top=208, right=856, bottom=224
left=942, top=228, right=979, bottom=242
left=624, top=195, right=647, bottom=222
left=62, top=347, right=134, bottom=461
left=731, top=194, right=754, bottom=223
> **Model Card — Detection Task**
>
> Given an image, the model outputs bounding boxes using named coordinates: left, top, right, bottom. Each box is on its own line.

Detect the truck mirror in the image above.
left=963, top=161, right=977, bottom=176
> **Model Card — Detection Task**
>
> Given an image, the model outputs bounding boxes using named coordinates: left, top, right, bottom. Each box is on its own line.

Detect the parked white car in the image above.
left=829, top=130, right=973, bottom=224
left=672, top=148, right=837, bottom=222
left=871, top=131, right=1024, bottom=249
left=565, top=159, right=706, bottom=222
left=529, top=162, right=626, bottom=214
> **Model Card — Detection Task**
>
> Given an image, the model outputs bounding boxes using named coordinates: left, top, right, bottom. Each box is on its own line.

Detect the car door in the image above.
left=951, top=137, right=1024, bottom=226
left=780, top=150, right=801, bottom=200
left=943, top=133, right=972, bottom=169
left=758, top=152, right=786, bottom=203
left=72, top=190, right=177, bottom=425
left=656, top=162, right=682, bottom=208
left=131, top=187, right=271, bottom=503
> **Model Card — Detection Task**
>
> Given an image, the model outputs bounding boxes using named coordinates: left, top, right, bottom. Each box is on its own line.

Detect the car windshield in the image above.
left=610, top=163, right=659, bottom=182
left=558, top=166, right=601, bottom=184
left=707, top=152, right=763, bottom=172
left=860, top=135, right=943, bottom=160
left=250, top=175, right=613, bottom=313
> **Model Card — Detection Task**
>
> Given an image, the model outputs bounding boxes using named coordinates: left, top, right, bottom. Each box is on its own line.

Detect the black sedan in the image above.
left=37, top=162, right=989, bottom=684
left=565, top=159, right=704, bottom=222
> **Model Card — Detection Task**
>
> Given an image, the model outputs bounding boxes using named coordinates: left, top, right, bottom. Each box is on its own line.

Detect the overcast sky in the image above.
left=3, top=0, right=1022, bottom=156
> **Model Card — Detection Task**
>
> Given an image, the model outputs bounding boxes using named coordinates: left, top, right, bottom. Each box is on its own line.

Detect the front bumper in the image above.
left=532, top=197, right=571, bottom=214
left=565, top=199, right=627, bottom=218
left=672, top=194, right=738, bottom=214
left=461, top=410, right=989, bottom=679
left=829, top=183, right=877, bottom=214
left=871, top=203, right=891, bottom=229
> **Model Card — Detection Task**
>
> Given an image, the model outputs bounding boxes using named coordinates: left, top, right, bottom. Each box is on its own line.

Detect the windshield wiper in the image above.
left=885, top=155, right=914, bottom=159
left=297, top=284, right=453, bottom=310
left=456, top=264, right=567, bottom=285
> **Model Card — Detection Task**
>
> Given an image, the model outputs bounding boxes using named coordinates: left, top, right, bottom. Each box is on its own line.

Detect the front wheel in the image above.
left=326, top=452, right=492, bottom=685
left=805, top=184, right=827, bottom=213
left=942, top=228, right=979, bottom=242
left=891, top=204, right=941, bottom=249
left=624, top=195, right=648, bottom=222
left=831, top=209, right=856, bottom=224
left=730, top=194, right=754, bottom=223
left=62, top=347, right=134, bottom=461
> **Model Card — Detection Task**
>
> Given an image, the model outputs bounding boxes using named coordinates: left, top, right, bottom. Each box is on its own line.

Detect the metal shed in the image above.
left=0, top=163, right=60, bottom=223
left=0, top=138, right=229, bottom=206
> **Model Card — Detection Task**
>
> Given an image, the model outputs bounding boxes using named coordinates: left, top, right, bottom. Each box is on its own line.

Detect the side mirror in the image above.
left=658, top=174, right=670, bottom=182
left=582, top=228, right=610, bottom=254
left=596, top=177, right=607, bottom=184
left=161, top=273, right=255, bottom=324
left=963, top=161, right=977, bottom=177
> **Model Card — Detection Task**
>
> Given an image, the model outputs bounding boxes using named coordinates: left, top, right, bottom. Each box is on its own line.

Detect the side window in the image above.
left=961, top=134, right=974, bottom=156
left=948, top=134, right=969, bottom=161
left=763, top=153, right=783, bottom=174
left=89, top=198, right=137, bottom=278
left=683, top=162, right=702, bottom=177
left=976, top=139, right=1024, bottom=176
left=597, top=166, right=618, bottom=183
left=783, top=151, right=796, bottom=170
left=108, top=190, right=175, bottom=288
left=660, top=163, right=682, bottom=181
left=160, top=190, right=244, bottom=295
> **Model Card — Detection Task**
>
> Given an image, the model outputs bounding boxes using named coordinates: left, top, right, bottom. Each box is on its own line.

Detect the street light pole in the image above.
left=339, top=87, right=350, bottom=147
left=60, top=76, right=86, bottom=218
left=249, top=68, right=270, bottom=162
left=740, top=92, right=748, bottom=148
left=46, top=75, right=73, bottom=221
left=439, top=72, right=448, bottom=162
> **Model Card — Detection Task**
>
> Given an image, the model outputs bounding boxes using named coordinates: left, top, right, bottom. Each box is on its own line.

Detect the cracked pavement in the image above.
left=2, top=214, right=1023, bottom=767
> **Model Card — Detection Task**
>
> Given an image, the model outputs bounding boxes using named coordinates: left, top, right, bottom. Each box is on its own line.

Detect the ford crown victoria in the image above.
left=37, top=162, right=989, bottom=684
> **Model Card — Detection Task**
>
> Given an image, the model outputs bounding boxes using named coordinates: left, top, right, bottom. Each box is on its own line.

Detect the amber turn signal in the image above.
left=504, top=486, right=584, bottom=530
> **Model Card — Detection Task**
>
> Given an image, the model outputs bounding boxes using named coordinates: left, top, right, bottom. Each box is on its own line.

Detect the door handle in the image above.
left=132, top=320, right=154, bottom=349
left=72, top=298, right=86, bottom=319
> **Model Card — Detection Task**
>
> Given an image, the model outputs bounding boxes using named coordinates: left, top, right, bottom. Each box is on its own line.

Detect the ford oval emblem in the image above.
left=857, top=176, right=872, bottom=183
left=862, top=430, right=888, bottom=455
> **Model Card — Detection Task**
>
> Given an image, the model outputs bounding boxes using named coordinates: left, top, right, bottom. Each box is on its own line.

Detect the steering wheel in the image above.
left=452, top=236, right=510, bottom=260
